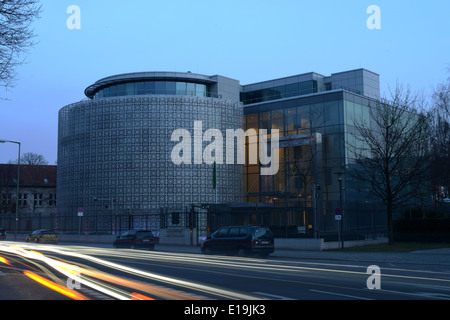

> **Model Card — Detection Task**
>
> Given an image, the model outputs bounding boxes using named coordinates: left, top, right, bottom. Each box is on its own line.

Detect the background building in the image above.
left=0, top=164, right=57, bottom=231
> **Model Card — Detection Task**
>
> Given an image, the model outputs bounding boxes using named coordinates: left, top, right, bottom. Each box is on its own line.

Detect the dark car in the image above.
left=113, top=230, right=156, bottom=250
left=201, top=225, right=274, bottom=257
left=0, top=229, right=5, bottom=240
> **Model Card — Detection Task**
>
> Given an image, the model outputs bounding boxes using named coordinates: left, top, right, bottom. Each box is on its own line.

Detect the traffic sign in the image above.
left=77, top=207, right=84, bottom=217
left=335, top=208, right=342, bottom=220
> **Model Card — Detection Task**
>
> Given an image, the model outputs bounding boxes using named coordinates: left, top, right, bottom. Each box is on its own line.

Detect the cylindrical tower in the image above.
left=57, top=72, right=243, bottom=233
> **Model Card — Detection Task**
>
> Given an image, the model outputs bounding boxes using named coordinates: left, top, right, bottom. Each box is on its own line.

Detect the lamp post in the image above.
left=0, top=139, right=21, bottom=240
left=338, top=177, right=344, bottom=249
left=312, top=184, right=320, bottom=238
left=334, top=171, right=345, bottom=249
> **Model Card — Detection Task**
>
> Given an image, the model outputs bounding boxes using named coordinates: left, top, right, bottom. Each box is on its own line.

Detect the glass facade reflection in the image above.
left=94, top=81, right=209, bottom=99
left=243, top=90, right=387, bottom=239
left=241, top=80, right=318, bottom=105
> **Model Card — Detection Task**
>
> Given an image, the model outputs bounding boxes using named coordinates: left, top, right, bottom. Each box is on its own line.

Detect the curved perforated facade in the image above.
left=57, top=72, right=243, bottom=232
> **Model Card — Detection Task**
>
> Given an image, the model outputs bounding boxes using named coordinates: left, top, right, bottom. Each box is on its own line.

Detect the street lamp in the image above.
left=312, top=184, right=320, bottom=238
left=0, top=139, right=21, bottom=240
left=334, top=171, right=345, bottom=249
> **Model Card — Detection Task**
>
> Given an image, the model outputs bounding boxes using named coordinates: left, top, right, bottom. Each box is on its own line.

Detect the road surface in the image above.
left=0, top=241, right=449, bottom=304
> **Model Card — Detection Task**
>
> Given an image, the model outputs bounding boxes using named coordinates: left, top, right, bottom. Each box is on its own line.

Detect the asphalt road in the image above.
left=0, top=241, right=449, bottom=303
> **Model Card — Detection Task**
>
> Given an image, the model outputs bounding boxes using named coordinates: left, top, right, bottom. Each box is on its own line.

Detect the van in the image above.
left=201, top=225, right=274, bottom=257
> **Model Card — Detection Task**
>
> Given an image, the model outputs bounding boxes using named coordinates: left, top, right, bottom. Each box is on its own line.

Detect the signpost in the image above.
left=335, top=208, right=343, bottom=248
left=334, top=208, right=342, bottom=220
left=77, top=207, right=83, bottom=236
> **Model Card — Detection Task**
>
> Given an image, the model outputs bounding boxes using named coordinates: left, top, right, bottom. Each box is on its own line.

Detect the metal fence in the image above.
left=0, top=213, right=162, bottom=235
left=0, top=208, right=209, bottom=237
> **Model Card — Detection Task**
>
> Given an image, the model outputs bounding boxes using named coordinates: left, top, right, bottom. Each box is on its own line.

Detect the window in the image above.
left=145, top=81, right=155, bottom=94
left=109, top=85, right=117, bottom=97
left=34, top=194, right=43, bottom=206
left=18, top=193, right=28, bottom=206
left=196, top=84, right=206, bottom=97
left=49, top=194, right=56, bottom=206
left=155, top=81, right=165, bottom=94
left=116, top=84, right=125, bottom=96
left=285, top=83, right=299, bottom=98
left=166, top=82, right=176, bottom=95
left=253, top=227, right=272, bottom=240
left=125, top=82, right=135, bottom=96
left=228, top=227, right=240, bottom=237
left=271, top=110, right=284, bottom=136
left=213, top=227, right=229, bottom=238
left=186, top=83, right=195, bottom=96
left=96, top=81, right=210, bottom=98
left=176, top=82, right=186, bottom=95
left=136, top=82, right=146, bottom=95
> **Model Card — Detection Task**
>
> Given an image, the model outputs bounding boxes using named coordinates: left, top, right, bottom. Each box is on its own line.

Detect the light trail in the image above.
left=23, top=270, right=89, bottom=300
left=0, top=242, right=259, bottom=300
left=2, top=242, right=449, bottom=301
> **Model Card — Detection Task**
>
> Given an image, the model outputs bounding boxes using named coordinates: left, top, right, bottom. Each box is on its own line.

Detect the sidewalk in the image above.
left=155, top=244, right=450, bottom=266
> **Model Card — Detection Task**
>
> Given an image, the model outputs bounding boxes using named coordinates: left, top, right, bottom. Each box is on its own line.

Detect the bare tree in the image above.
left=432, top=76, right=450, bottom=118
left=348, top=85, right=430, bottom=244
left=8, top=152, right=48, bottom=165
left=429, top=78, right=450, bottom=201
left=288, top=107, right=324, bottom=198
left=0, top=0, right=41, bottom=96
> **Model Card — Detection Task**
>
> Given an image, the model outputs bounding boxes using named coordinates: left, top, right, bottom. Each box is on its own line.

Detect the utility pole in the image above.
left=338, top=177, right=344, bottom=249
left=313, top=184, right=320, bottom=238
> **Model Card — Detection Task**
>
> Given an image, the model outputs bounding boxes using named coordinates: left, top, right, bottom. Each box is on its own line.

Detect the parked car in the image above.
left=113, top=230, right=157, bottom=250
left=201, top=225, right=274, bottom=257
left=0, top=229, right=6, bottom=240
left=26, top=229, right=58, bottom=244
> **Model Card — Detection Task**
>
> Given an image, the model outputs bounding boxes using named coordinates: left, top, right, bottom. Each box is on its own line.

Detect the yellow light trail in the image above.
left=23, top=270, right=89, bottom=300
left=0, top=243, right=260, bottom=300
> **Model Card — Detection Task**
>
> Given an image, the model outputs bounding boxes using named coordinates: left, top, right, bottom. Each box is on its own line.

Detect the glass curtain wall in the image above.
left=244, top=97, right=346, bottom=237
left=94, top=81, right=209, bottom=99
left=244, top=93, right=387, bottom=238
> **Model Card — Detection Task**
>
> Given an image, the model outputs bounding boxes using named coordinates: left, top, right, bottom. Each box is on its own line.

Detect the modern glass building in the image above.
left=240, top=69, right=386, bottom=239
left=57, top=72, right=243, bottom=233
left=57, top=69, right=387, bottom=239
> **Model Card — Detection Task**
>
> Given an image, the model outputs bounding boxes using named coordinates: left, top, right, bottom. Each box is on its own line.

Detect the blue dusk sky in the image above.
left=0, top=0, right=449, bottom=164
